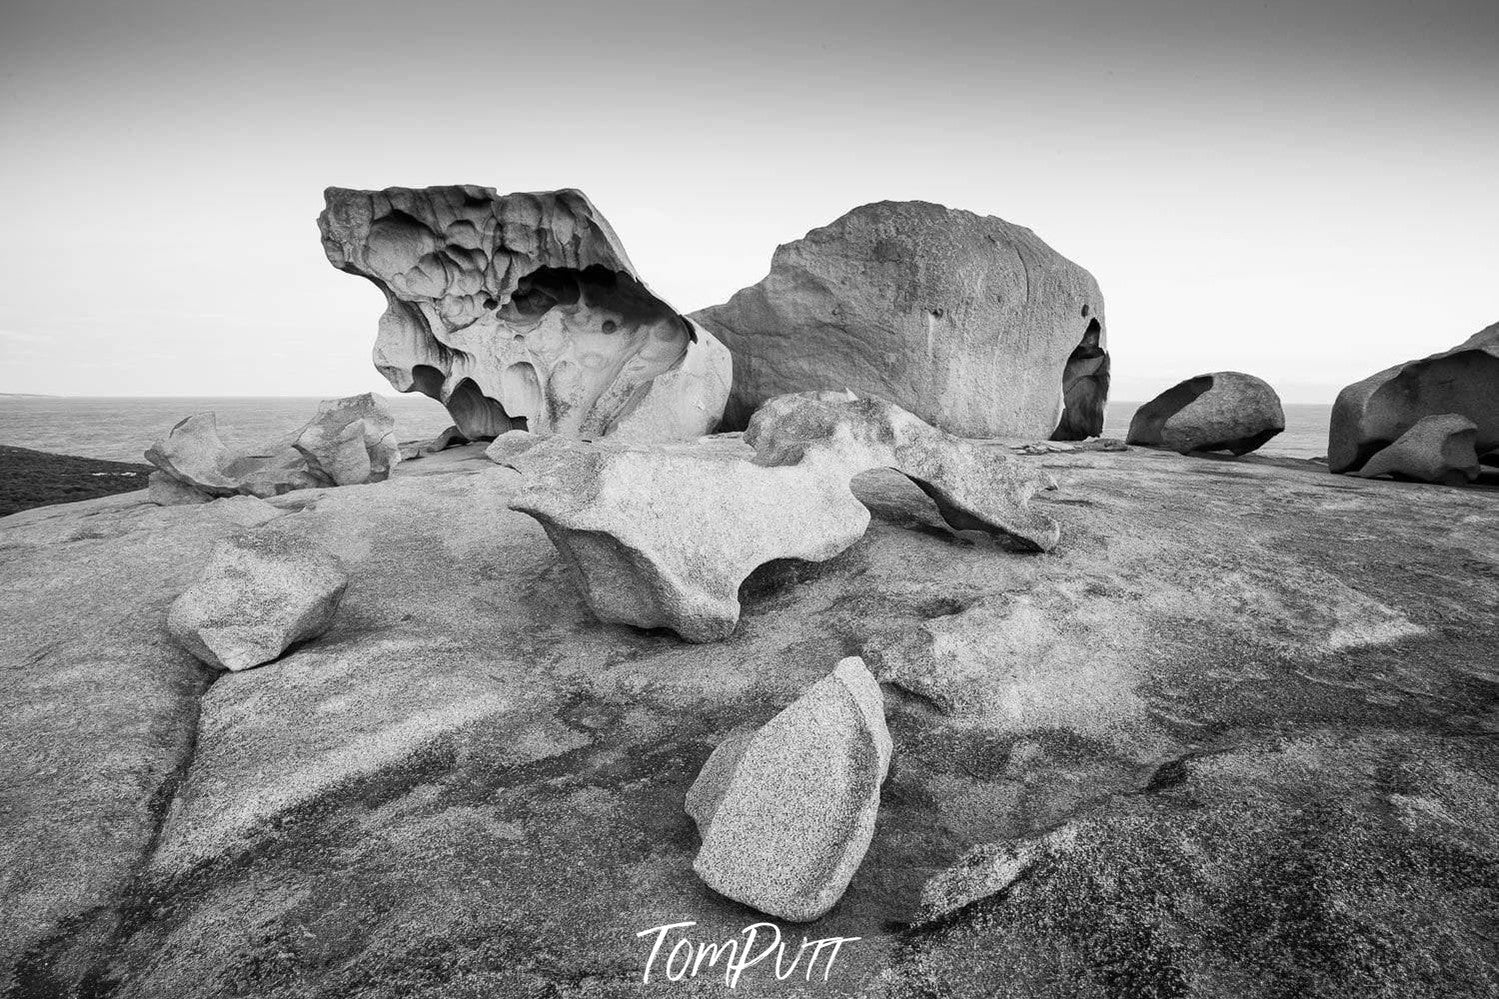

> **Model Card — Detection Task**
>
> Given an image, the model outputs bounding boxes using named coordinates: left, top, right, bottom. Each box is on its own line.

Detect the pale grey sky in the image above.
left=1, top=0, right=1495, bottom=402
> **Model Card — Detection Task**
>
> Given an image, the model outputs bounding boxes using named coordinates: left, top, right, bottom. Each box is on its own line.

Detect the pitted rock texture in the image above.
left=167, top=532, right=348, bottom=671
left=1330, top=321, right=1499, bottom=474
left=746, top=391, right=1061, bottom=551
left=1352, top=414, right=1481, bottom=485
left=319, top=185, right=731, bottom=442
left=1126, top=371, right=1286, bottom=455
left=503, top=436, right=870, bottom=642
left=294, top=393, right=399, bottom=485
left=689, top=657, right=892, bottom=922
left=146, top=394, right=401, bottom=500
left=691, top=200, right=1109, bottom=439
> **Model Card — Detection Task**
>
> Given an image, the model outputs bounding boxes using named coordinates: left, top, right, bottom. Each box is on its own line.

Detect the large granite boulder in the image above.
left=1126, top=371, right=1285, bottom=455
left=146, top=394, right=402, bottom=500
left=1352, top=414, right=1481, bottom=486
left=692, top=201, right=1109, bottom=439
left=167, top=532, right=348, bottom=671
left=688, top=656, right=892, bottom=921
left=502, top=436, right=870, bottom=642
left=319, top=186, right=731, bottom=442
left=1330, top=321, right=1499, bottom=474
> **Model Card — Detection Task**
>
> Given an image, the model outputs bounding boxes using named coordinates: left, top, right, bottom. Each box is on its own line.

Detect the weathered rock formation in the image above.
left=691, top=200, right=1109, bottom=439
left=4, top=437, right=1497, bottom=997
left=1126, top=371, right=1285, bottom=455
left=688, top=657, right=892, bottom=921
left=294, top=393, right=399, bottom=485
left=1352, top=414, right=1481, bottom=485
left=319, top=186, right=731, bottom=442
left=503, top=436, right=870, bottom=642
left=746, top=391, right=1061, bottom=551
left=146, top=394, right=401, bottom=501
left=167, top=532, right=348, bottom=671
left=1330, top=321, right=1499, bottom=474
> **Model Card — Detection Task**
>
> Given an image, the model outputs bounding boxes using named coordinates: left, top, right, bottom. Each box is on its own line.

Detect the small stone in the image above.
left=689, top=657, right=892, bottom=922
left=166, top=532, right=348, bottom=671
left=916, top=823, right=1079, bottom=923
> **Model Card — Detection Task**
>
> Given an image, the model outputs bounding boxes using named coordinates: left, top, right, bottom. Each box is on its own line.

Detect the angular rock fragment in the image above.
left=1330, top=321, right=1499, bottom=474
left=688, top=657, right=892, bottom=921
left=146, top=395, right=400, bottom=499
left=746, top=392, right=1061, bottom=551
left=1126, top=371, right=1285, bottom=455
left=916, top=824, right=1079, bottom=924
left=503, top=437, right=870, bottom=642
left=167, top=532, right=348, bottom=671
left=692, top=200, right=1109, bottom=439
left=1352, top=414, right=1481, bottom=485
left=319, top=185, right=732, bottom=441
left=294, top=393, right=400, bottom=485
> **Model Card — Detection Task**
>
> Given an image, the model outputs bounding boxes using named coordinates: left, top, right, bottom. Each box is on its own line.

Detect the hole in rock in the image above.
left=1051, top=318, right=1110, bottom=441
left=499, top=265, right=695, bottom=340
left=446, top=377, right=512, bottom=439
left=410, top=364, right=445, bottom=400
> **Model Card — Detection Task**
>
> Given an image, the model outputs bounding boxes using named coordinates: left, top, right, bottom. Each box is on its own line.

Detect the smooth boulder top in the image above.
left=692, top=200, right=1109, bottom=440
left=318, top=185, right=731, bottom=442
left=689, top=656, right=893, bottom=922
left=1126, top=371, right=1285, bottom=455
left=167, top=531, right=348, bottom=671
left=1329, top=320, right=1499, bottom=474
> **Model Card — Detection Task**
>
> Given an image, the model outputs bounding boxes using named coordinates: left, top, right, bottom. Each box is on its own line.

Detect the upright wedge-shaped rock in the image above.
left=687, top=657, right=892, bottom=921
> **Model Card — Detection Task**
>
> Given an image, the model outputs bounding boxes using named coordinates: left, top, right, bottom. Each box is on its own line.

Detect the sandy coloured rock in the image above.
left=503, top=436, right=870, bottom=642
left=1126, top=371, right=1286, bottom=455
left=689, top=657, right=892, bottom=921
left=1330, top=321, right=1499, bottom=474
left=1352, top=413, right=1481, bottom=485
left=746, top=391, right=1061, bottom=551
left=167, top=532, right=348, bottom=671
left=692, top=200, right=1109, bottom=439
left=319, top=185, right=731, bottom=442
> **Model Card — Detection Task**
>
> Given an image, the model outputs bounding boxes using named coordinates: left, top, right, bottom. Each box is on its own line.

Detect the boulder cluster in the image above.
left=139, top=185, right=1494, bottom=933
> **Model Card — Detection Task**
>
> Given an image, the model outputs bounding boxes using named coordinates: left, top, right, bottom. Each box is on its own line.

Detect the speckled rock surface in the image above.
left=1353, top=413, right=1481, bottom=485
left=1330, top=321, right=1499, bottom=474
left=2, top=442, right=1496, bottom=997
left=319, top=186, right=731, bottom=441
left=167, top=532, right=348, bottom=671
left=747, top=391, right=1061, bottom=551
left=689, top=657, right=892, bottom=921
left=1127, top=371, right=1286, bottom=455
left=692, top=200, right=1109, bottom=439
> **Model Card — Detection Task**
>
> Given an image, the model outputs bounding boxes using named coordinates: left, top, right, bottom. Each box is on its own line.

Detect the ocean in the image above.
left=0, top=395, right=1334, bottom=463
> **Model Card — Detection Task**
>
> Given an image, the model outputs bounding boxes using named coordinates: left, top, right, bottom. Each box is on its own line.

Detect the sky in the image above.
left=1, top=0, right=1495, bottom=403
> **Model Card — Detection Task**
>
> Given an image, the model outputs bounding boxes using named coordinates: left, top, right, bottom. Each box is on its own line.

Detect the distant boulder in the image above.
left=1126, top=372, right=1285, bottom=455
left=294, top=393, right=400, bottom=486
left=167, top=532, right=348, bottom=671
left=1352, top=414, right=1481, bottom=486
left=1329, top=322, right=1499, bottom=475
left=692, top=201, right=1109, bottom=440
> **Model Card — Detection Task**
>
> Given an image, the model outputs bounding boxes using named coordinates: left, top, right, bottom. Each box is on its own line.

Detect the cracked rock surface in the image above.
left=319, top=186, right=731, bottom=442
left=688, top=656, right=892, bottom=922
left=692, top=200, right=1110, bottom=440
left=1, top=442, right=1496, bottom=997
